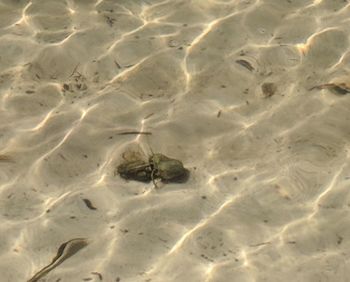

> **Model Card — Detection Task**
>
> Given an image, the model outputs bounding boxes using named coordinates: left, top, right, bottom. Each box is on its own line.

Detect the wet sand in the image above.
left=1, top=0, right=350, bottom=281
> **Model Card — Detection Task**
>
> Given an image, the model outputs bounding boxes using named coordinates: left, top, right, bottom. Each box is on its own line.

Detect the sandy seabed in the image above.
left=1, top=0, right=350, bottom=281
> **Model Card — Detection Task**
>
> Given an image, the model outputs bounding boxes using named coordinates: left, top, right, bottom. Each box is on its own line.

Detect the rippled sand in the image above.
left=1, top=0, right=350, bottom=281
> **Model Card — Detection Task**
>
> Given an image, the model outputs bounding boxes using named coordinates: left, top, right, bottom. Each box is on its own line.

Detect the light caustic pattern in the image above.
left=1, top=0, right=350, bottom=281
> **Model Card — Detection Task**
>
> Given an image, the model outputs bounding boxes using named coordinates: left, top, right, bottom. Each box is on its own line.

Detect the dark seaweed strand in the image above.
left=27, top=238, right=88, bottom=282
left=82, top=199, right=97, bottom=210
left=91, top=272, right=103, bottom=280
left=333, top=85, right=350, bottom=95
left=117, top=131, right=152, bottom=135
left=235, top=59, right=254, bottom=71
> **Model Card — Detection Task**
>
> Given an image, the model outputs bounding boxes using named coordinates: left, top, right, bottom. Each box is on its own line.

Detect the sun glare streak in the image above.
left=180, top=55, right=192, bottom=93
left=208, top=175, right=217, bottom=185
left=296, top=27, right=339, bottom=55
left=94, top=0, right=104, bottom=6
left=233, top=163, right=348, bottom=259
left=276, top=107, right=328, bottom=139
left=93, top=236, right=118, bottom=272
left=188, top=21, right=217, bottom=53
left=180, top=11, right=237, bottom=93
left=101, top=1, right=167, bottom=56
left=254, top=162, right=347, bottom=250
left=187, top=10, right=239, bottom=53
left=94, top=173, right=107, bottom=186
left=46, top=127, right=74, bottom=156
left=135, top=117, right=149, bottom=143
left=80, top=103, right=99, bottom=120
left=0, top=177, right=20, bottom=196
left=12, top=1, right=32, bottom=26
left=23, top=110, right=55, bottom=132
left=139, top=0, right=172, bottom=21
left=21, top=103, right=97, bottom=133
left=242, top=120, right=257, bottom=129
left=105, top=22, right=147, bottom=53
left=68, top=8, right=75, bottom=14
left=296, top=43, right=309, bottom=56
left=184, top=67, right=191, bottom=92
left=115, top=4, right=134, bottom=16
left=1, top=91, right=12, bottom=110
left=167, top=195, right=241, bottom=256
left=330, top=52, right=347, bottom=70
left=303, top=0, right=323, bottom=10
left=204, top=263, right=216, bottom=282
left=49, top=30, right=77, bottom=46
left=43, top=191, right=72, bottom=213
left=145, top=193, right=242, bottom=277
left=241, top=249, right=250, bottom=267
left=307, top=162, right=346, bottom=220
left=106, top=55, right=153, bottom=84
left=29, top=104, right=97, bottom=176
left=91, top=158, right=114, bottom=186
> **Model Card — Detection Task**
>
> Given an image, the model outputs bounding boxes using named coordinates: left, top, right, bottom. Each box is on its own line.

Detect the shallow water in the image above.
left=1, top=0, right=350, bottom=281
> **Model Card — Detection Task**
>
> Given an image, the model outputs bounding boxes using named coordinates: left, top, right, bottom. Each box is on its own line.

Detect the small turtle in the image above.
left=149, top=153, right=189, bottom=184
left=116, top=149, right=189, bottom=187
left=117, top=159, right=152, bottom=182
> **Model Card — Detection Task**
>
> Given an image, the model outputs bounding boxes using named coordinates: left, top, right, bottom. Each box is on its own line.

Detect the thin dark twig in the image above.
left=69, top=63, right=80, bottom=78
left=117, top=131, right=152, bottom=135
left=114, top=60, right=122, bottom=69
